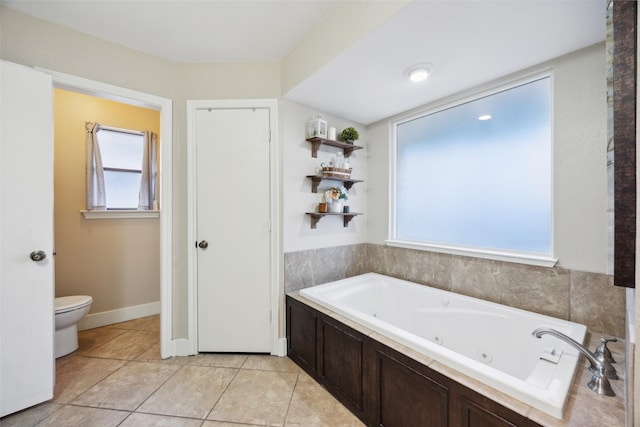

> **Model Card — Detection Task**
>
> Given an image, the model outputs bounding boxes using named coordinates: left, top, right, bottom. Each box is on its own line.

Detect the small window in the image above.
left=391, top=75, right=552, bottom=261
left=98, top=129, right=144, bottom=210
left=85, top=122, right=157, bottom=213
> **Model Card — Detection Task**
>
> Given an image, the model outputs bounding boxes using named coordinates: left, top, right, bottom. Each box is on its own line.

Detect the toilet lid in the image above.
left=55, top=295, right=93, bottom=313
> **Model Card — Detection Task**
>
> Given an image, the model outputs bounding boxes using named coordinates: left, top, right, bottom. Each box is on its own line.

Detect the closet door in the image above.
left=195, top=106, right=271, bottom=353
left=0, top=60, right=55, bottom=416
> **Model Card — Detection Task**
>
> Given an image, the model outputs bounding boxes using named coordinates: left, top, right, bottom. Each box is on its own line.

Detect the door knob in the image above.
left=198, top=240, right=208, bottom=249
left=29, top=250, right=47, bottom=262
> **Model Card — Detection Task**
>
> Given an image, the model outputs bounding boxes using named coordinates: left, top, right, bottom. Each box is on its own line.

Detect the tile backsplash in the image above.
left=284, top=243, right=625, bottom=337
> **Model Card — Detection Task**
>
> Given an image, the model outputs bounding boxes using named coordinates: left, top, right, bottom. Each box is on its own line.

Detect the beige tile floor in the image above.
left=0, top=316, right=364, bottom=427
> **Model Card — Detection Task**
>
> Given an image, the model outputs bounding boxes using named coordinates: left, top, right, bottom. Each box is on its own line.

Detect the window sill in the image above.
left=81, top=210, right=160, bottom=219
left=385, top=239, right=557, bottom=268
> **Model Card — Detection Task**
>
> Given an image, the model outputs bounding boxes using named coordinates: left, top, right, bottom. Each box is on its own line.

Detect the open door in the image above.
left=0, top=60, right=55, bottom=416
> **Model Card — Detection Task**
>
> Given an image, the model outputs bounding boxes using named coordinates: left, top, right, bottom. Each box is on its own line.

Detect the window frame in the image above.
left=82, top=125, right=160, bottom=219
left=387, top=71, right=557, bottom=267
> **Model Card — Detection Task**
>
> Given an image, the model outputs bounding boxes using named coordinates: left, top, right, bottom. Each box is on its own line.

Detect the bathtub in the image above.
left=299, top=273, right=587, bottom=420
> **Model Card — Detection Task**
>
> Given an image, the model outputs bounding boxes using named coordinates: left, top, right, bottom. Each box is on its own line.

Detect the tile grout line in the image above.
left=64, top=358, right=133, bottom=409
left=60, top=321, right=162, bottom=423
left=17, top=400, right=66, bottom=426
left=281, top=370, right=301, bottom=427
left=83, top=329, right=158, bottom=360
left=76, top=327, right=129, bottom=357
left=202, top=363, right=243, bottom=422
left=128, top=361, right=185, bottom=415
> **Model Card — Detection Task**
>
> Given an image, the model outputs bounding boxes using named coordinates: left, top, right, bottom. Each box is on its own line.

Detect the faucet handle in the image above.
left=594, top=337, right=617, bottom=364
left=588, top=365, right=616, bottom=397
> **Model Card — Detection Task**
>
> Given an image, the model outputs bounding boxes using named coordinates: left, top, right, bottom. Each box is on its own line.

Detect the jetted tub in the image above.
left=299, top=273, right=587, bottom=419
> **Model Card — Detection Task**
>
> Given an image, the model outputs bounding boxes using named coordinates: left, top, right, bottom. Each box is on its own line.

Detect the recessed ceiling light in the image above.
left=478, top=115, right=492, bottom=121
left=405, top=63, right=432, bottom=83
left=409, top=68, right=429, bottom=82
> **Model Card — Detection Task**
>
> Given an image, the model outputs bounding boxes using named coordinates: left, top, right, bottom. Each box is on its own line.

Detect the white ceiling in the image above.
left=3, top=0, right=605, bottom=125
left=2, top=0, right=339, bottom=62
left=288, top=0, right=606, bottom=124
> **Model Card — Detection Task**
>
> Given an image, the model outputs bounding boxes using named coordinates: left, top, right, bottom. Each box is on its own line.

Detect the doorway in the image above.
left=46, top=69, right=174, bottom=358
left=187, top=99, right=281, bottom=355
left=53, top=88, right=161, bottom=330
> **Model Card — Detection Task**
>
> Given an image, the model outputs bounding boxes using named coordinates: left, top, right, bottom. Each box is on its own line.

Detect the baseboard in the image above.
left=173, top=338, right=196, bottom=357
left=273, top=337, right=287, bottom=357
left=78, top=301, right=161, bottom=331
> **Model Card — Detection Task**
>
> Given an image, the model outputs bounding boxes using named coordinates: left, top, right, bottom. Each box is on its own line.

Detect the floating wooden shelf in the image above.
left=305, top=212, right=362, bottom=229
left=306, top=137, right=363, bottom=158
left=305, top=175, right=364, bottom=193
left=305, top=136, right=364, bottom=230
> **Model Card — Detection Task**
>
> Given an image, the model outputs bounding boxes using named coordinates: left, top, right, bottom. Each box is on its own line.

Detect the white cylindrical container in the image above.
left=328, top=126, right=337, bottom=141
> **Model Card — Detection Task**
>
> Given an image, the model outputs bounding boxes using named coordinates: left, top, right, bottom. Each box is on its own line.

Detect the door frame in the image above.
left=37, top=68, right=174, bottom=358
left=186, top=99, right=283, bottom=356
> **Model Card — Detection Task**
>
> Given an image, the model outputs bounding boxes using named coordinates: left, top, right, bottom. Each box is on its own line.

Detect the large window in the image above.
left=392, top=75, right=553, bottom=263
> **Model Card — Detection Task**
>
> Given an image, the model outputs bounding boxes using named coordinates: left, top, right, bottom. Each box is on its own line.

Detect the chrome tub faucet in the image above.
left=532, top=327, right=616, bottom=396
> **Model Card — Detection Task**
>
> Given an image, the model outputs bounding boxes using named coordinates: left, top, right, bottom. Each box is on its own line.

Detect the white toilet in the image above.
left=54, top=295, right=93, bottom=358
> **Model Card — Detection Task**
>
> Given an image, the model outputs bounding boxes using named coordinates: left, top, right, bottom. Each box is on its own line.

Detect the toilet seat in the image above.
left=55, top=295, right=93, bottom=314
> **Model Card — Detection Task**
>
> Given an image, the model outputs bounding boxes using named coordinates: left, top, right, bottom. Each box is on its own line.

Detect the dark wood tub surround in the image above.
left=287, top=295, right=541, bottom=427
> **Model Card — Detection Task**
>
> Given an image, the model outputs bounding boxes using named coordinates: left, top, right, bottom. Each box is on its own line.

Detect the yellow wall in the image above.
left=54, top=88, right=160, bottom=314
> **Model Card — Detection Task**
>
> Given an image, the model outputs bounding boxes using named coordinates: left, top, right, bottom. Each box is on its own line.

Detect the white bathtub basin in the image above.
left=299, top=272, right=587, bottom=419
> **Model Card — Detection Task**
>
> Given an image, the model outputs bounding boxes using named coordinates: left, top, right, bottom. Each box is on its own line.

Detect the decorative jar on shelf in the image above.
left=329, top=200, right=343, bottom=213
left=325, top=186, right=348, bottom=214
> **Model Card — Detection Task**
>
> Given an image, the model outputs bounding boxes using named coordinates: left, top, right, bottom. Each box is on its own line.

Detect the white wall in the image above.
left=282, top=100, right=368, bottom=252
left=367, top=43, right=608, bottom=274
left=0, top=7, right=283, bottom=338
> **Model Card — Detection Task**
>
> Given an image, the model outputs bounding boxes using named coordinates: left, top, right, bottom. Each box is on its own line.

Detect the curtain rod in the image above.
left=98, top=124, right=144, bottom=136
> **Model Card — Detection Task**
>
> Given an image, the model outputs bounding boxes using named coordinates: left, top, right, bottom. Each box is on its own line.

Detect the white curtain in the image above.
left=85, top=122, right=106, bottom=210
left=139, top=131, right=158, bottom=210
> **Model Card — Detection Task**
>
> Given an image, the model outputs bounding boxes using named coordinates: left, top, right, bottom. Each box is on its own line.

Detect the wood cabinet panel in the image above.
left=318, top=315, right=366, bottom=418
left=457, top=396, right=523, bottom=427
left=286, top=297, right=317, bottom=375
left=449, top=382, right=536, bottom=427
left=375, top=351, right=448, bottom=427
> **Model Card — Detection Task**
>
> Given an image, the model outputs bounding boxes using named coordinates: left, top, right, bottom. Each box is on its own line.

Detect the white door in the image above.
left=0, top=61, right=55, bottom=416
left=196, top=107, right=271, bottom=353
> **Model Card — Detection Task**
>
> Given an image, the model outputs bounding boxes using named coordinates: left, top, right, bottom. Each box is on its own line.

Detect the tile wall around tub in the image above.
left=283, top=243, right=369, bottom=293
left=283, top=243, right=625, bottom=337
